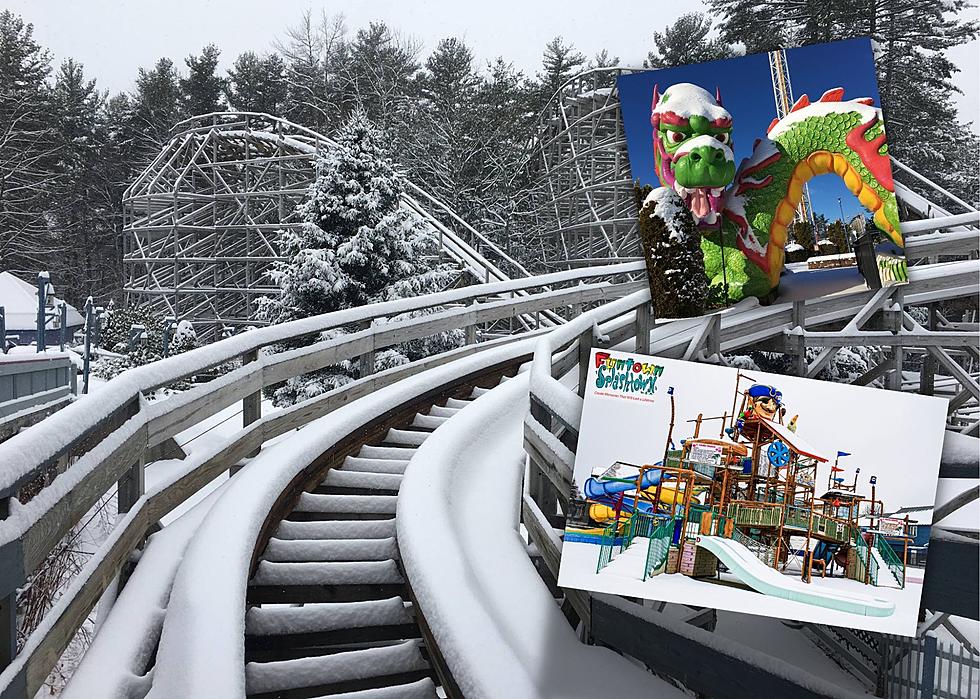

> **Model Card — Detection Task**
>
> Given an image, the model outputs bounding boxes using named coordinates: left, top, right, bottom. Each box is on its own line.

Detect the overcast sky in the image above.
left=7, top=0, right=978, bottom=131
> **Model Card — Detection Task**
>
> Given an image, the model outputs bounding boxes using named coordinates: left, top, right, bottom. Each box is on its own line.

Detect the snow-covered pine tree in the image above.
left=257, top=109, right=460, bottom=406
left=636, top=185, right=708, bottom=318
left=644, top=13, right=738, bottom=69
left=180, top=44, right=226, bottom=117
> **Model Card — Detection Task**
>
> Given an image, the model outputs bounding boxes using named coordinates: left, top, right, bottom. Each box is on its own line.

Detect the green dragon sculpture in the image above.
left=641, top=82, right=904, bottom=302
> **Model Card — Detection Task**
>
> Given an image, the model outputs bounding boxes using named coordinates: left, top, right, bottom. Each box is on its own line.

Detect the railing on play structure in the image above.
left=873, top=533, right=905, bottom=589
left=853, top=534, right=879, bottom=587
left=642, top=517, right=675, bottom=581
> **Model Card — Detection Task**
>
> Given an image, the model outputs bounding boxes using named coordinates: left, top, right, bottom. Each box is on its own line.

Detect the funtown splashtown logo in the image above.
left=594, top=352, right=665, bottom=396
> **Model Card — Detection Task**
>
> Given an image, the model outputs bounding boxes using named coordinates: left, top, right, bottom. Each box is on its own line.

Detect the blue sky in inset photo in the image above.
left=618, top=38, right=882, bottom=224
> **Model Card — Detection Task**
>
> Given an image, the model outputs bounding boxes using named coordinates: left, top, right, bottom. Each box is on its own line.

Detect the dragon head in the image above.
left=651, top=83, right=736, bottom=226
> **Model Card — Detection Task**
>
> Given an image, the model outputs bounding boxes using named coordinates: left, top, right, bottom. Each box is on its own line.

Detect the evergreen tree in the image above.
left=344, top=22, right=420, bottom=134
left=278, top=10, right=348, bottom=130
left=0, top=10, right=59, bottom=277
left=407, top=37, right=482, bottom=218
left=49, top=59, right=120, bottom=304
left=536, top=36, right=585, bottom=109
left=827, top=220, right=849, bottom=253
left=636, top=186, right=708, bottom=318
left=790, top=220, right=815, bottom=260
left=180, top=44, right=225, bottom=116
left=226, top=51, right=287, bottom=115
left=645, top=13, right=738, bottom=68
left=131, top=57, right=182, bottom=156
left=256, top=111, right=460, bottom=406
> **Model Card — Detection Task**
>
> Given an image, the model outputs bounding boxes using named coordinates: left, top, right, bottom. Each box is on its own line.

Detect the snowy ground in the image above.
left=560, top=539, right=925, bottom=635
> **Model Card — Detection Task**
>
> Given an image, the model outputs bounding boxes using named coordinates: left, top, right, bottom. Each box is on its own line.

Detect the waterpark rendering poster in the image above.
left=557, top=350, right=948, bottom=635
left=618, top=37, right=909, bottom=305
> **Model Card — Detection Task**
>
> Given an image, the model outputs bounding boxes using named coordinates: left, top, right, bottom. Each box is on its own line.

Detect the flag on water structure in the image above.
left=831, top=466, right=844, bottom=472
left=837, top=451, right=851, bottom=457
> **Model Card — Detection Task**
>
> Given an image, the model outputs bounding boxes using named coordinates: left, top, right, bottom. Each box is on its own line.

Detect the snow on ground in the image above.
left=560, top=540, right=924, bottom=636
left=398, top=372, right=687, bottom=698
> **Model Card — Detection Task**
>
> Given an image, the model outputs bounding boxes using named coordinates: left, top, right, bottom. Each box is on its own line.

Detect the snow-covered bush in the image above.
left=93, top=307, right=202, bottom=382
left=257, top=110, right=462, bottom=407
left=635, top=185, right=708, bottom=318
left=169, top=319, right=199, bottom=354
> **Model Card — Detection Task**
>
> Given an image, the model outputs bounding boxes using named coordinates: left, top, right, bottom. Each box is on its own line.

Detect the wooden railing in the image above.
left=0, top=262, right=645, bottom=698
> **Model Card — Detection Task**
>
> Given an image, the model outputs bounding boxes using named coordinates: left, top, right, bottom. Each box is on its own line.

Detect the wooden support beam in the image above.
left=634, top=301, right=654, bottom=355
left=242, top=349, right=262, bottom=460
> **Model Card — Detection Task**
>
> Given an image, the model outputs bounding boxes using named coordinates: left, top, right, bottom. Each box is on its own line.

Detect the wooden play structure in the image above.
left=586, top=372, right=912, bottom=590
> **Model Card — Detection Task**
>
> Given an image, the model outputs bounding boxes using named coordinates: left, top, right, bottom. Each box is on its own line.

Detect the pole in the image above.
left=83, top=298, right=93, bottom=395
left=59, top=301, right=67, bottom=351
left=0, top=306, right=5, bottom=353
left=36, top=272, right=48, bottom=353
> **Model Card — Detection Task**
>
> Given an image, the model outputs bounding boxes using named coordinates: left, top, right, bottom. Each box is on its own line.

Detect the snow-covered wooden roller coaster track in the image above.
left=122, top=112, right=556, bottom=338
left=1, top=133, right=977, bottom=696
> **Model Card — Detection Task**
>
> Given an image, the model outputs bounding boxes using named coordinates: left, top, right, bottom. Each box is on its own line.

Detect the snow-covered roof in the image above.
left=0, top=272, right=84, bottom=330
left=759, top=418, right=829, bottom=462
left=785, top=242, right=804, bottom=252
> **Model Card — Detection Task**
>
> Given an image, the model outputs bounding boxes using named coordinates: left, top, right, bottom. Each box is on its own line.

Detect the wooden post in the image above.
left=58, top=302, right=67, bottom=351
left=0, top=494, right=14, bottom=673
left=920, top=304, right=937, bottom=395
left=920, top=632, right=938, bottom=698
left=242, top=349, right=261, bottom=459
left=117, top=456, right=144, bottom=514
left=465, top=301, right=478, bottom=346
left=578, top=325, right=594, bottom=397
left=706, top=314, right=721, bottom=358
left=82, top=298, right=93, bottom=395
left=358, top=321, right=375, bottom=378
left=36, top=272, right=48, bottom=353
left=634, top=301, right=654, bottom=355
left=529, top=397, right=559, bottom=520
left=884, top=290, right=903, bottom=391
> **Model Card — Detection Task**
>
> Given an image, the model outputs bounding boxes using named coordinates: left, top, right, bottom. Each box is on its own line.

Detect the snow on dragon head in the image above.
left=651, top=83, right=736, bottom=226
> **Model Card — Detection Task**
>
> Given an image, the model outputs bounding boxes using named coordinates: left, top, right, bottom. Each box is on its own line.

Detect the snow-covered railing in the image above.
left=0, top=262, right=644, bottom=698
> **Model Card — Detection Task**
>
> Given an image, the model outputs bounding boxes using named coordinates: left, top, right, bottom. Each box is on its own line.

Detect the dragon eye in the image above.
left=668, top=131, right=686, bottom=144
left=715, top=132, right=730, bottom=144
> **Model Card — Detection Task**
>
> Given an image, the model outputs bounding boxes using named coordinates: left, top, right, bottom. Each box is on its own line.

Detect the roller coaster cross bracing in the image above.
left=122, top=112, right=544, bottom=339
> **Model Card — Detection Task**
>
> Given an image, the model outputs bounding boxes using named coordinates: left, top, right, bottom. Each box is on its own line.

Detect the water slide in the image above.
left=584, top=470, right=664, bottom=519
left=695, top=536, right=896, bottom=618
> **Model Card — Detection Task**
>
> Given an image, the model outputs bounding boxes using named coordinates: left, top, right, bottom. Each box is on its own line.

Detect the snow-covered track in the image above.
left=0, top=267, right=640, bottom=699
left=140, top=346, right=532, bottom=698
left=241, top=385, right=491, bottom=698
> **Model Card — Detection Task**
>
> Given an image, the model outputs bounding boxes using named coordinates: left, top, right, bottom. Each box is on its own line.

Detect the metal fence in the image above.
left=642, top=517, right=674, bottom=580
left=884, top=632, right=979, bottom=698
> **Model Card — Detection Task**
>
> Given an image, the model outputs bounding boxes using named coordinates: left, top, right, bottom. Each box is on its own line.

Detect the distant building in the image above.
left=0, top=272, right=84, bottom=348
